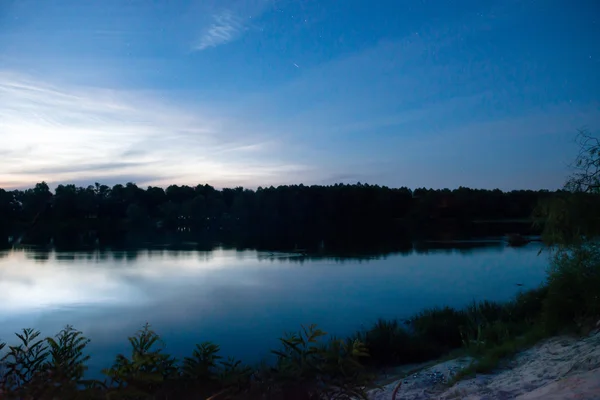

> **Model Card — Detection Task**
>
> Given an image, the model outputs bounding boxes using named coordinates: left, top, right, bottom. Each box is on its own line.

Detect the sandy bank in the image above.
left=369, top=330, right=600, bottom=400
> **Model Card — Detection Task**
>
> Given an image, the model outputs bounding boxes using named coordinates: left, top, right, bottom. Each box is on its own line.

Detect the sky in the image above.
left=0, top=0, right=599, bottom=191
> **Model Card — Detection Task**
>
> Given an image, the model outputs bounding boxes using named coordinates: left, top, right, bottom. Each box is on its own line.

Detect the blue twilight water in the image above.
left=0, top=241, right=549, bottom=375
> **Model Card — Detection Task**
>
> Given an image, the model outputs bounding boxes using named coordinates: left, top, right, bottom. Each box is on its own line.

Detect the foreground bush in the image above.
left=0, top=324, right=373, bottom=400
left=261, top=324, right=373, bottom=399
left=352, top=319, right=414, bottom=366
left=408, top=307, right=469, bottom=355
left=543, top=242, right=600, bottom=333
left=354, top=294, right=548, bottom=369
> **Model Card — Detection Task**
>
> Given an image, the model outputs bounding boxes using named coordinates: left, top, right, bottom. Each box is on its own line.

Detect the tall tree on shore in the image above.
left=536, top=129, right=600, bottom=247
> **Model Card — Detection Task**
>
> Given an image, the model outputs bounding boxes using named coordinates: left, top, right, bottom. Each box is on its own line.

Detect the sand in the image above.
left=368, top=330, right=600, bottom=400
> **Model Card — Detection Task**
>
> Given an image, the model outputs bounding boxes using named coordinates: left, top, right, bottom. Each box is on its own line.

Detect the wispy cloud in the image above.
left=16, top=162, right=152, bottom=176
left=194, top=11, right=245, bottom=51
left=191, top=0, right=271, bottom=51
left=0, top=71, right=308, bottom=189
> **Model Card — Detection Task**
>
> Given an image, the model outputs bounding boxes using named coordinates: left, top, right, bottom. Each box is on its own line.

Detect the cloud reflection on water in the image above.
left=0, top=244, right=548, bottom=374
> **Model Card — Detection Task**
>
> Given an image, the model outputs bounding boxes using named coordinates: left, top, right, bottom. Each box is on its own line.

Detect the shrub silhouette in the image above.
left=543, top=243, right=600, bottom=332
left=0, top=328, right=49, bottom=399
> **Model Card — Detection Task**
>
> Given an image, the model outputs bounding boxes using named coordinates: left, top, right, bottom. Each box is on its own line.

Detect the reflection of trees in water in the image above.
left=10, top=225, right=536, bottom=259
left=112, top=251, right=139, bottom=262
left=25, top=250, right=51, bottom=263
left=255, top=254, right=390, bottom=265
left=55, top=253, right=76, bottom=262
left=255, top=239, right=512, bottom=263
left=14, top=247, right=220, bottom=265
left=415, top=240, right=507, bottom=256
left=11, top=237, right=520, bottom=266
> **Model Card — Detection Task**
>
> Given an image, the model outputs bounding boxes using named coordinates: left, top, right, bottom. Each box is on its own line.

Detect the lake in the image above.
left=0, top=240, right=549, bottom=376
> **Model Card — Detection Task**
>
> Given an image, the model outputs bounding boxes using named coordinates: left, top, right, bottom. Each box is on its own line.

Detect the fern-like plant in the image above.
left=103, top=323, right=178, bottom=400
left=182, top=342, right=221, bottom=382
left=180, top=342, right=225, bottom=397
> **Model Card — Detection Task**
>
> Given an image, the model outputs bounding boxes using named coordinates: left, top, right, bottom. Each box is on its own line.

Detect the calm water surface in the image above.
left=0, top=241, right=548, bottom=374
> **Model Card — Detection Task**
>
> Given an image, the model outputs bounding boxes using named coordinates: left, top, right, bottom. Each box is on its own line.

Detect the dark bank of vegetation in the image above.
left=0, top=131, right=599, bottom=399
left=1, top=180, right=564, bottom=252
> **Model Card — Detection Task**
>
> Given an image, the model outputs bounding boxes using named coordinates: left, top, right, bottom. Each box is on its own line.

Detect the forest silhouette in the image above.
left=0, top=182, right=566, bottom=251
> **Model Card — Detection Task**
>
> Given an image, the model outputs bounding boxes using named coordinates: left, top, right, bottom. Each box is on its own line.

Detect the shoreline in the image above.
left=369, top=329, right=600, bottom=400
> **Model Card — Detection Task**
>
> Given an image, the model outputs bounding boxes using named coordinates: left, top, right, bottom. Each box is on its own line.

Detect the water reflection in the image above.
left=13, top=238, right=518, bottom=265
left=0, top=241, right=548, bottom=376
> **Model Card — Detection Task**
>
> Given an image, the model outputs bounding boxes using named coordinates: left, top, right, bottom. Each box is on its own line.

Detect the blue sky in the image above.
left=0, top=0, right=598, bottom=190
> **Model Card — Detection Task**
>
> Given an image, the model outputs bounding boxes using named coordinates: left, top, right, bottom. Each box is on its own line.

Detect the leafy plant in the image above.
left=216, top=356, right=253, bottom=395
left=180, top=342, right=251, bottom=398
left=182, top=342, right=221, bottom=382
left=0, top=328, right=49, bottom=398
left=267, top=324, right=373, bottom=399
left=43, top=325, right=93, bottom=398
left=103, top=323, right=178, bottom=399
left=271, top=324, right=328, bottom=395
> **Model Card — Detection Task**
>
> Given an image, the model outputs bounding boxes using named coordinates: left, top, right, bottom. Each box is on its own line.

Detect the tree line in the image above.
left=0, top=182, right=567, bottom=251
